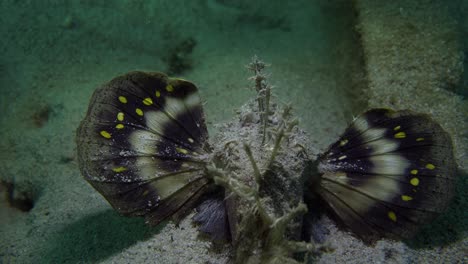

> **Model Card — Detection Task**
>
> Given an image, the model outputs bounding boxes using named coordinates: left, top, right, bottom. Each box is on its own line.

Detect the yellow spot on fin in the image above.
left=136, top=108, right=144, bottom=116
left=388, top=211, right=397, bottom=222
left=416, top=137, right=425, bottom=142
left=117, top=112, right=124, bottom=121
left=394, top=131, right=406, bottom=138
left=116, top=124, right=124, bottom=129
left=118, top=96, right=127, bottom=104
left=393, top=125, right=401, bottom=131
left=339, top=139, right=348, bottom=146
left=155, top=90, right=161, bottom=98
left=401, top=195, right=413, bottom=201
left=410, top=177, right=419, bottom=186
left=410, top=169, right=418, bottom=175
left=100, top=130, right=111, bottom=139
left=166, top=84, right=174, bottom=92
left=143, top=97, right=153, bottom=105
left=112, top=166, right=127, bottom=173
left=426, top=163, right=435, bottom=170
left=176, top=147, right=188, bottom=154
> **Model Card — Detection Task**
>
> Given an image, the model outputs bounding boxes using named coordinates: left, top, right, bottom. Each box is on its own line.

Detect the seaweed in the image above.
left=204, top=57, right=330, bottom=263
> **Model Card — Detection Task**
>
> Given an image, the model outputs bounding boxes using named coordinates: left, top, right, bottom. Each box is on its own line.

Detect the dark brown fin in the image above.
left=76, top=71, right=212, bottom=224
left=193, top=193, right=231, bottom=243
left=316, top=108, right=457, bottom=242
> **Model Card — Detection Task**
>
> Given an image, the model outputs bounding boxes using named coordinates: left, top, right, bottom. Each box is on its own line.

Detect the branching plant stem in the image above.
left=248, top=55, right=271, bottom=145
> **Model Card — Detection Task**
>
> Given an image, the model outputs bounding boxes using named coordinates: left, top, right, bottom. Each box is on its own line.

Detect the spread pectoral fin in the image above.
left=76, top=71, right=212, bottom=225
left=316, top=109, right=456, bottom=241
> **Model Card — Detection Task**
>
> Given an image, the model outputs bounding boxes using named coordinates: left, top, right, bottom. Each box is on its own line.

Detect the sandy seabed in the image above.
left=0, top=1, right=466, bottom=263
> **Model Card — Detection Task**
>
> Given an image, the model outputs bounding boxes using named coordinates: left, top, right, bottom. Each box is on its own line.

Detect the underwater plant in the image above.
left=76, top=57, right=456, bottom=263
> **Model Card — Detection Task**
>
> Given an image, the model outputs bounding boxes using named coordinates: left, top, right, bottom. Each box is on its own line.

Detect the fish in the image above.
left=76, top=71, right=457, bottom=253
left=315, top=108, right=457, bottom=242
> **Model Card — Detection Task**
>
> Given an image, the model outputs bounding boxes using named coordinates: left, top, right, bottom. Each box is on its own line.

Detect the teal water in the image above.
left=0, top=1, right=466, bottom=263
